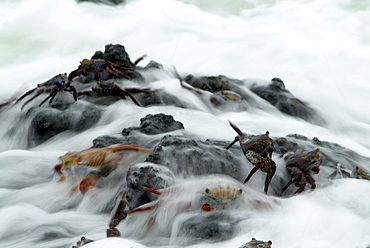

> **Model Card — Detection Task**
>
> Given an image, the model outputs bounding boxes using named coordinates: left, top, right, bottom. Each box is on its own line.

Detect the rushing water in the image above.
left=0, top=0, right=369, bottom=248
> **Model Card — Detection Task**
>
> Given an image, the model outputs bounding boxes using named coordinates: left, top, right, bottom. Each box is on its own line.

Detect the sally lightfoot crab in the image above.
left=15, top=73, right=77, bottom=110
left=67, top=59, right=134, bottom=83
left=281, top=148, right=322, bottom=194
left=54, top=144, right=152, bottom=194
left=225, top=121, right=276, bottom=194
left=106, top=175, right=278, bottom=239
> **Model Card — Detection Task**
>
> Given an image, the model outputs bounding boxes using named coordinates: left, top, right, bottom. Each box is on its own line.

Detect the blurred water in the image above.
left=0, top=0, right=369, bottom=247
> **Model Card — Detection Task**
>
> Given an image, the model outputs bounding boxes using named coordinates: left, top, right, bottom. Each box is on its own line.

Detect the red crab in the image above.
left=54, top=144, right=152, bottom=194
left=77, top=81, right=158, bottom=107
left=14, top=73, right=77, bottom=110
left=226, top=121, right=276, bottom=194
left=281, top=148, right=322, bottom=194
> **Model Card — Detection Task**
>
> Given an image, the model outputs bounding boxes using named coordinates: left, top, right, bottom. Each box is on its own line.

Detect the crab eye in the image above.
left=238, top=189, right=243, bottom=195
left=202, top=203, right=214, bottom=212
left=205, top=188, right=211, bottom=194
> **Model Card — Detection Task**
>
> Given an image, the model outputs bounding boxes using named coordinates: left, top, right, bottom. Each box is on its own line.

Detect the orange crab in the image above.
left=54, top=144, right=152, bottom=194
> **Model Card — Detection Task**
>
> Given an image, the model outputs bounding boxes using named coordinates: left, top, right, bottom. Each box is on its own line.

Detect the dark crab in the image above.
left=67, top=59, right=134, bottom=83
left=281, top=148, right=322, bottom=194
left=225, top=121, right=276, bottom=194
left=77, top=81, right=158, bottom=106
left=14, top=73, right=77, bottom=110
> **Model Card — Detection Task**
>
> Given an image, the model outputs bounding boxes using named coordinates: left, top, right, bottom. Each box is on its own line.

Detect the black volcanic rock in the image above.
left=250, top=78, right=325, bottom=124
left=26, top=104, right=101, bottom=147
left=91, top=44, right=142, bottom=80
left=122, top=113, right=185, bottom=136
left=126, top=162, right=175, bottom=210
left=145, top=135, right=247, bottom=181
left=175, top=212, right=239, bottom=244
left=77, top=0, right=124, bottom=6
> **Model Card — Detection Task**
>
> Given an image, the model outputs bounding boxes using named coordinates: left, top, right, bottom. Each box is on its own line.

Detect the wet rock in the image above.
left=273, top=133, right=370, bottom=180
left=250, top=78, right=325, bottom=124
left=77, top=0, right=124, bottom=5
left=175, top=212, right=238, bottom=244
left=142, top=60, right=164, bottom=70
left=122, top=113, right=185, bottom=136
left=126, top=162, right=175, bottom=210
left=145, top=135, right=247, bottom=181
left=132, top=91, right=191, bottom=108
left=239, top=238, right=272, bottom=248
left=91, top=44, right=142, bottom=80
left=184, top=74, right=241, bottom=93
left=184, top=74, right=255, bottom=104
left=27, top=104, right=101, bottom=147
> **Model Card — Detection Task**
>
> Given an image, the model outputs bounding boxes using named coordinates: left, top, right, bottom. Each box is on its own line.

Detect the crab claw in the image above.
left=79, top=174, right=100, bottom=194
left=201, top=203, right=215, bottom=211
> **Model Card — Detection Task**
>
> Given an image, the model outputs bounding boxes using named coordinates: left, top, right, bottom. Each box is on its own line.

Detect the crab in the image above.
left=328, top=162, right=352, bottom=179
left=67, top=59, right=134, bottom=83
left=239, top=238, right=273, bottom=248
left=281, top=148, right=322, bottom=194
left=54, top=144, right=152, bottom=194
left=225, top=121, right=276, bottom=194
left=352, top=166, right=370, bottom=180
left=77, top=81, right=158, bottom=106
left=107, top=175, right=278, bottom=239
left=14, top=73, right=77, bottom=110
left=71, top=237, right=94, bottom=248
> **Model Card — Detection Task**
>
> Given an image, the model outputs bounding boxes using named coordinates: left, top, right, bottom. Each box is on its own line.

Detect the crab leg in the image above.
left=38, top=85, right=60, bottom=106
left=133, top=54, right=147, bottom=65
left=15, top=88, right=38, bottom=104
left=228, top=121, right=244, bottom=136
left=225, top=136, right=239, bottom=150
left=107, top=66, right=131, bottom=80
left=244, top=166, right=260, bottom=184
left=108, top=144, right=153, bottom=153
left=142, top=186, right=162, bottom=195
left=119, top=90, right=141, bottom=107
left=20, top=88, right=46, bottom=110
left=281, top=167, right=302, bottom=193
left=127, top=200, right=161, bottom=215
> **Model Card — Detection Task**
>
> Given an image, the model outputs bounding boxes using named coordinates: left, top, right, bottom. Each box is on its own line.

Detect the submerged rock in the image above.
left=250, top=78, right=325, bottom=124
left=184, top=74, right=255, bottom=104
left=77, top=0, right=124, bottom=5
left=26, top=104, right=101, bottom=147
left=126, top=162, right=175, bottom=210
left=145, top=135, right=247, bottom=181
left=122, top=113, right=185, bottom=136
left=175, top=212, right=238, bottom=244
left=239, top=238, right=272, bottom=248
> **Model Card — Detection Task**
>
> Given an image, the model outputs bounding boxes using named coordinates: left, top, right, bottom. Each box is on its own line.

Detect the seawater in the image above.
left=0, top=0, right=369, bottom=247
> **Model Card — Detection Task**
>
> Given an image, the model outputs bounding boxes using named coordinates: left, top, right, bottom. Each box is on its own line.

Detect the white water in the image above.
left=0, top=0, right=369, bottom=248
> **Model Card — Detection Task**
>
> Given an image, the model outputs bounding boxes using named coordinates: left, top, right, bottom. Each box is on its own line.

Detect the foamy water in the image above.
left=0, top=0, right=369, bottom=247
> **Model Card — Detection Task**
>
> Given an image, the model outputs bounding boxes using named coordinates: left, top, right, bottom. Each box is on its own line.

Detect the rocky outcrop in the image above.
left=250, top=78, right=325, bottom=124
